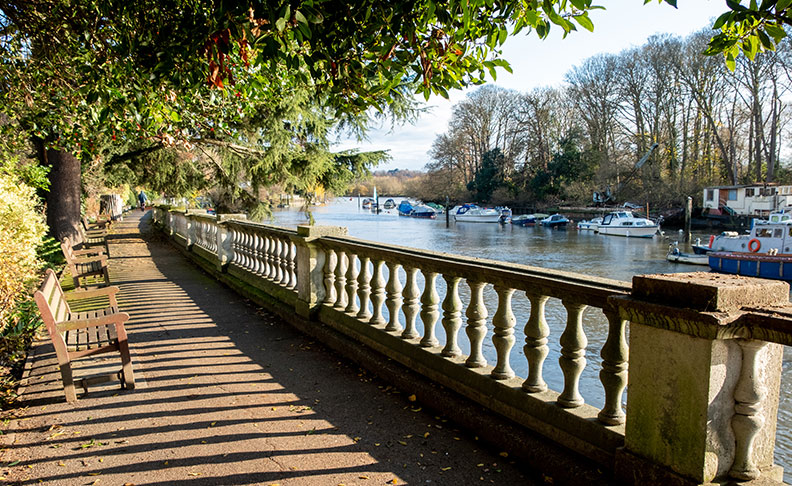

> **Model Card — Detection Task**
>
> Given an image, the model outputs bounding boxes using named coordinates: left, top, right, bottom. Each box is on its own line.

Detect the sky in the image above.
left=332, top=0, right=722, bottom=171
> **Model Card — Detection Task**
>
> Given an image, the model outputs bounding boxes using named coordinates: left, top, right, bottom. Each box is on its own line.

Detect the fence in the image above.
left=152, top=207, right=790, bottom=485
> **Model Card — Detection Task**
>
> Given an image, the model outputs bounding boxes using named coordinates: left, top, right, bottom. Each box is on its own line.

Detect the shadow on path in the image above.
left=3, top=210, right=538, bottom=485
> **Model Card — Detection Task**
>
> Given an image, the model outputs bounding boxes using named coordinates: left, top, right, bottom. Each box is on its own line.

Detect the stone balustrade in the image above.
left=152, top=208, right=790, bottom=486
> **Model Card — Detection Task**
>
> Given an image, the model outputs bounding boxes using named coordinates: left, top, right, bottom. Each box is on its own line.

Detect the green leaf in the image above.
left=576, top=14, right=594, bottom=32
left=276, top=18, right=287, bottom=32
left=712, top=12, right=732, bottom=30
left=757, top=29, right=775, bottom=50
left=777, top=0, right=792, bottom=11
left=764, top=23, right=787, bottom=42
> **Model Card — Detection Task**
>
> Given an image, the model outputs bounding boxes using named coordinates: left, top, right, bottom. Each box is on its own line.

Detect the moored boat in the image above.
left=540, top=214, right=569, bottom=228
left=512, top=213, right=549, bottom=226
left=708, top=250, right=792, bottom=281
left=452, top=204, right=504, bottom=223
left=596, top=211, right=658, bottom=238
left=577, top=217, right=602, bottom=231
left=704, top=221, right=792, bottom=254
left=666, top=244, right=709, bottom=265
left=409, top=204, right=437, bottom=219
left=397, top=200, right=413, bottom=216
left=383, top=198, right=396, bottom=209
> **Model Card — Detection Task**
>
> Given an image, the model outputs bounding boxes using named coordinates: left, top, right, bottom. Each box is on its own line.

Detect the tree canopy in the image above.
left=0, top=0, right=788, bottom=233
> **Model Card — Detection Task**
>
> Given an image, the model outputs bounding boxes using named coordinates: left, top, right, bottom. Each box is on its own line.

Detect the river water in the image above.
left=270, top=198, right=791, bottom=477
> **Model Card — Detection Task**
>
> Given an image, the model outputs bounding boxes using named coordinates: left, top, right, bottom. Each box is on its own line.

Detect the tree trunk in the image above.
left=34, top=139, right=82, bottom=243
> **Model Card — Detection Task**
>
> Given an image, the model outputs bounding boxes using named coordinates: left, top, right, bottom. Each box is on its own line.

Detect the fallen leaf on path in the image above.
left=407, top=394, right=416, bottom=402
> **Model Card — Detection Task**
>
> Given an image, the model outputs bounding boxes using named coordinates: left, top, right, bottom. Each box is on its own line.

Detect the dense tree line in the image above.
left=418, top=29, right=792, bottom=209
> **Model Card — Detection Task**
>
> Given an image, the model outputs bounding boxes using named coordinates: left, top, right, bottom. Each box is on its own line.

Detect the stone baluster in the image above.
left=279, top=238, right=290, bottom=285
left=323, top=248, right=337, bottom=305
left=729, top=340, right=769, bottom=481
left=273, top=238, right=283, bottom=282
left=262, top=235, right=272, bottom=278
left=401, top=266, right=420, bottom=339
left=441, top=275, right=463, bottom=357
left=558, top=301, right=588, bottom=408
left=419, top=272, right=440, bottom=348
left=344, top=251, right=359, bottom=314
left=333, top=250, right=348, bottom=310
left=240, top=228, right=250, bottom=269
left=598, top=310, right=628, bottom=425
left=252, top=231, right=263, bottom=274
left=288, top=241, right=297, bottom=289
left=491, top=285, right=516, bottom=380
left=522, top=292, right=550, bottom=393
left=356, top=255, right=372, bottom=320
left=369, top=259, right=386, bottom=326
left=385, top=262, right=403, bottom=333
left=465, top=281, right=488, bottom=368
left=267, top=236, right=277, bottom=279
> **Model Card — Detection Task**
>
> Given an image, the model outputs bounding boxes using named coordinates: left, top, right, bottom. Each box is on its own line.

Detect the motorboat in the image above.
left=596, top=211, right=658, bottom=238
left=512, top=214, right=545, bottom=226
left=577, top=217, right=602, bottom=231
left=409, top=204, right=437, bottom=219
left=397, top=200, right=413, bottom=216
left=452, top=204, right=505, bottom=223
left=666, top=243, right=708, bottom=266
left=383, top=199, right=396, bottom=209
left=703, top=218, right=792, bottom=254
left=540, top=214, right=569, bottom=228
left=362, top=198, right=373, bottom=209
left=709, top=250, right=792, bottom=281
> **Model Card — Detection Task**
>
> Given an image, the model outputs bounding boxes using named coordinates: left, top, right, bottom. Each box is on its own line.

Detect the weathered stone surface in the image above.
left=632, top=272, right=789, bottom=312
left=297, top=224, right=347, bottom=238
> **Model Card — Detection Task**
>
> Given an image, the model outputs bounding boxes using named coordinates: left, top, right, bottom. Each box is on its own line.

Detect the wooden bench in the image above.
left=79, top=218, right=110, bottom=255
left=34, top=269, right=135, bottom=402
left=61, top=236, right=110, bottom=289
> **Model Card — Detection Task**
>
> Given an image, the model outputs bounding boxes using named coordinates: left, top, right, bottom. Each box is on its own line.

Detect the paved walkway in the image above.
left=2, top=211, right=537, bottom=485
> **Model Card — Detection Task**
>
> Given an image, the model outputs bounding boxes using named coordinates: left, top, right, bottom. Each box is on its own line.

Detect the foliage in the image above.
left=0, top=165, right=47, bottom=328
left=468, top=149, right=506, bottom=202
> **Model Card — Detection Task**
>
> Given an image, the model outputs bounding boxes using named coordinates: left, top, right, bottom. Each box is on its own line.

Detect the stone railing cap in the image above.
left=297, top=225, right=348, bottom=238
left=632, top=272, right=789, bottom=312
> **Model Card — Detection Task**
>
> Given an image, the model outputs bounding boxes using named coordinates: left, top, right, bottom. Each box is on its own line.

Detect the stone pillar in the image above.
left=612, top=272, right=787, bottom=485
left=216, top=214, right=246, bottom=272
left=291, top=225, right=348, bottom=319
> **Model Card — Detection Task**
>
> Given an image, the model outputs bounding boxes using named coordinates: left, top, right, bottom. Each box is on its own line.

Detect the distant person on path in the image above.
left=138, top=190, right=148, bottom=211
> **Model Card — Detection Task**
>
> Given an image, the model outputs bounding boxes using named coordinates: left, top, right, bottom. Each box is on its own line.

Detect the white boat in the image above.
left=666, top=244, right=709, bottom=265
left=452, top=204, right=504, bottom=223
left=577, top=217, right=602, bottom=231
left=596, top=211, right=658, bottom=238
left=706, top=218, right=792, bottom=253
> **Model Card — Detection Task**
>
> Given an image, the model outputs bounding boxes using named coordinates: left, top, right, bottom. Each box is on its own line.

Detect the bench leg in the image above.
left=119, top=337, right=135, bottom=390
left=59, top=363, right=77, bottom=403
left=102, top=266, right=110, bottom=285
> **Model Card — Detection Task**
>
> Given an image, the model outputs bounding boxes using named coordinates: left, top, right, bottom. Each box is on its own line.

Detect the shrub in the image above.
left=0, top=168, right=47, bottom=329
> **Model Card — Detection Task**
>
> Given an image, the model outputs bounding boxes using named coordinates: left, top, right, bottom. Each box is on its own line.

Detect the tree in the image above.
left=1, top=0, right=606, bottom=240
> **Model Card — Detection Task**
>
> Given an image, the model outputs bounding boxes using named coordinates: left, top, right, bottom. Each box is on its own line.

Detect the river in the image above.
left=269, top=197, right=791, bottom=478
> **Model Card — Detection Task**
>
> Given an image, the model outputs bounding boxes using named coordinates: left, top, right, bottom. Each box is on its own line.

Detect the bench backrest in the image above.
left=34, top=269, right=70, bottom=338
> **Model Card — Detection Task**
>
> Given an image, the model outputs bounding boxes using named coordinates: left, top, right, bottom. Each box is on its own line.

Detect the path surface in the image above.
left=2, top=211, right=538, bottom=485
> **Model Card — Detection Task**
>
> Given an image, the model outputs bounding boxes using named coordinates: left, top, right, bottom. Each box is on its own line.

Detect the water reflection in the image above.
left=270, top=198, right=790, bottom=478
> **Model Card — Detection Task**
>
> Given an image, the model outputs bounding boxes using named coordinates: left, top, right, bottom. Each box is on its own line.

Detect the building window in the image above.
left=746, top=188, right=755, bottom=197
left=707, top=189, right=715, bottom=201
left=728, top=189, right=737, bottom=200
